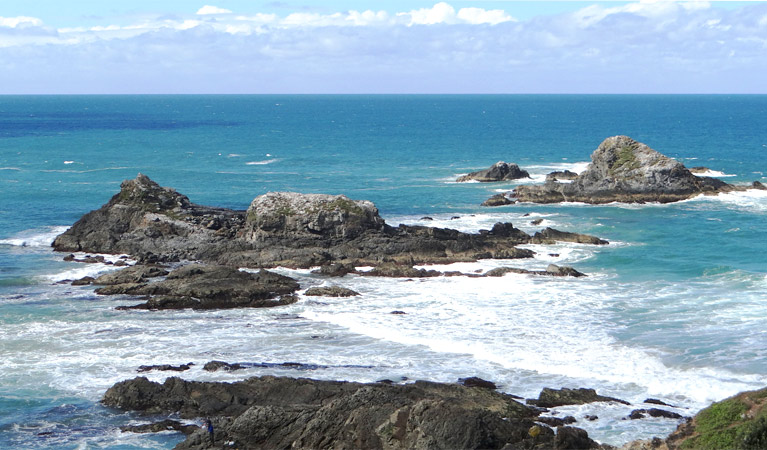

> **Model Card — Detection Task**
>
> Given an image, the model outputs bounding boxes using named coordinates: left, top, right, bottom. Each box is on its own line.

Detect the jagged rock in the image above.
left=108, top=264, right=299, bottom=310
left=103, top=376, right=603, bottom=450
left=530, top=218, right=543, bottom=225
left=304, top=286, right=360, bottom=297
left=71, top=276, right=95, bottom=286
left=484, top=265, right=586, bottom=278
left=689, top=166, right=710, bottom=174
left=203, top=361, right=245, bottom=372
left=527, top=387, right=630, bottom=408
left=628, top=409, right=685, bottom=420
left=120, top=419, right=198, bottom=435
left=458, top=377, right=497, bottom=390
left=537, top=416, right=577, bottom=427
left=93, top=265, right=168, bottom=285
left=457, top=162, right=530, bottom=182
left=137, top=363, right=192, bottom=373
left=546, top=170, right=579, bottom=182
left=362, top=263, right=443, bottom=278
left=644, top=398, right=676, bottom=407
left=55, top=175, right=594, bottom=270
left=482, top=194, right=515, bottom=207
left=531, top=227, right=609, bottom=245
left=510, top=136, right=759, bottom=204
left=311, top=262, right=356, bottom=277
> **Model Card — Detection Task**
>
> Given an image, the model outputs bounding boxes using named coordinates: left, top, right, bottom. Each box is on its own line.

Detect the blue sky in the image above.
left=1, top=1, right=766, bottom=93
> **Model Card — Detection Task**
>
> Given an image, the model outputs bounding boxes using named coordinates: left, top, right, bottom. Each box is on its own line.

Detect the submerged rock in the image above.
left=495, top=136, right=762, bottom=205
left=304, top=286, right=360, bottom=297
left=103, top=375, right=603, bottom=450
left=457, top=162, right=530, bottom=182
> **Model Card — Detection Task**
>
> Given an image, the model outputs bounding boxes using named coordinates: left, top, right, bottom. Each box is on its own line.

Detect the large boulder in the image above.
left=457, top=162, right=530, bottom=183
left=244, top=192, right=385, bottom=241
left=102, top=376, right=603, bottom=450
left=509, top=136, right=752, bottom=204
left=527, top=387, right=630, bottom=408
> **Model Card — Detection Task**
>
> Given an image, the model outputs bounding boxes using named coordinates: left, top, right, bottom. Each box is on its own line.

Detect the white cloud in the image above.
left=456, top=7, right=515, bottom=25
left=0, top=16, right=43, bottom=28
left=403, top=2, right=457, bottom=25
left=196, top=5, right=232, bottom=15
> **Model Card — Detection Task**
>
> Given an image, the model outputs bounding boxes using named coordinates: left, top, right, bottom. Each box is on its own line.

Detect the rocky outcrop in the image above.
left=527, top=387, right=630, bottom=408
left=457, top=162, right=530, bottom=182
left=481, top=193, right=515, bottom=207
left=546, top=170, right=579, bottom=182
left=102, top=264, right=299, bottom=310
left=502, top=136, right=764, bottom=205
left=484, top=264, right=586, bottom=278
left=531, top=228, right=609, bottom=245
left=102, top=375, right=604, bottom=450
left=303, top=286, right=360, bottom=297
left=53, top=175, right=605, bottom=269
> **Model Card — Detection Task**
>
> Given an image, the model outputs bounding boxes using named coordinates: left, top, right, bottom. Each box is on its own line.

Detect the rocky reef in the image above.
left=54, top=174, right=606, bottom=269
left=102, top=375, right=608, bottom=450
left=495, top=136, right=765, bottom=205
left=457, top=161, right=530, bottom=182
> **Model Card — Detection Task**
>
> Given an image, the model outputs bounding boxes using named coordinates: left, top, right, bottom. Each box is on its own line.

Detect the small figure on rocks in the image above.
left=202, top=418, right=214, bottom=445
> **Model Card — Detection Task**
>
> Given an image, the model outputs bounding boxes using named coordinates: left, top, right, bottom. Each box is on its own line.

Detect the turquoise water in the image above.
left=1, top=95, right=766, bottom=448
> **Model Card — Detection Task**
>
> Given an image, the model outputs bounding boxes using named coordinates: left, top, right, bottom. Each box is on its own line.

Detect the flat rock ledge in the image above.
left=457, top=161, right=531, bottom=182
left=102, top=375, right=607, bottom=450
left=52, top=174, right=606, bottom=269
left=481, top=136, right=766, bottom=205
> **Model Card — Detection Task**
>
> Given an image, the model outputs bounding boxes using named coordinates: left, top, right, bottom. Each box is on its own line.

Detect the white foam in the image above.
left=688, top=188, right=767, bottom=214
left=0, top=226, right=70, bottom=247
left=246, top=159, right=279, bottom=165
left=694, top=169, right=736, bottom=178
left=63, top=160, right=75, bottom=165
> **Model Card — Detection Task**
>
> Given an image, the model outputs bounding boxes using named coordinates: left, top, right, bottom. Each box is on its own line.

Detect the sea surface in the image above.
left=1, top=95, right=766, bottom=448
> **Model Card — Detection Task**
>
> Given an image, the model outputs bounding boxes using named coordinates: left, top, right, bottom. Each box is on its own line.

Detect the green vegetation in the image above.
left=680, top=388, right=767, bottom=450
left=610, top=144, right=641, bottom=175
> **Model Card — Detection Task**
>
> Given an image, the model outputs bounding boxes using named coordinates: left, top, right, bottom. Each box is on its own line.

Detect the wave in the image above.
left=687, top=189, right=767, bottom=214
left=0, top=167, right=22, bottom=171
left=246, top=159, right=279, bottom=166
left=0, top=226, right=70, bottom=248
left=694, top=169, right=736, bottom=178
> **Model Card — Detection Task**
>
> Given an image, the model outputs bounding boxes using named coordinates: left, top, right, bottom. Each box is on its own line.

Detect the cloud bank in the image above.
left=0, top=2, right=766, bottom=93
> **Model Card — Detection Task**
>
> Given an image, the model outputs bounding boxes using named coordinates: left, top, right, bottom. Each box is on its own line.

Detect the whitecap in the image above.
left=246, top=159, right=279, bottom=166
left=694, top=169, right=736, bottom=178
left=0, top=226, right=70, bottom=247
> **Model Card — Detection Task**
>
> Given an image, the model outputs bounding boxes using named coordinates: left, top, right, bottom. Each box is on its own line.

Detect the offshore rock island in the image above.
left=484, top=136, right=765, bottom=206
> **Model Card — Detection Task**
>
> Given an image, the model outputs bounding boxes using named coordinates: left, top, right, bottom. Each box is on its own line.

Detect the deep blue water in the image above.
left=1, top=95, right=766, bottom=448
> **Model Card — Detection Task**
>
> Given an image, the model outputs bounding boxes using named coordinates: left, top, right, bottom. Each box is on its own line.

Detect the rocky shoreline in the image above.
left=50, top=140, right=767, bottom=449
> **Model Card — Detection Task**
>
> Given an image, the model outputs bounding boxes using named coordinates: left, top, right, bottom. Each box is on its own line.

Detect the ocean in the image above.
left=1, top=95, right=765, bottom=448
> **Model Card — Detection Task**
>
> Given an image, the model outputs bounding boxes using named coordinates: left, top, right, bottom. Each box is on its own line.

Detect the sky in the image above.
left=1, top=1, right=766, bottom=94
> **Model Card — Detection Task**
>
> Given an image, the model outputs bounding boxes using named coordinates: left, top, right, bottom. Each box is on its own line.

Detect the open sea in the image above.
left=1, top=95, right=766, bottom=448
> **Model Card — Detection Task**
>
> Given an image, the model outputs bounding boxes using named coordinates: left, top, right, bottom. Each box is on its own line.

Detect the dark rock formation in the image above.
left=504, top=136, right=762, bottom=205
left=527, top=387, right=630, bottom=408
left=362, top=263, right=443, bottom=278
left=103, top=375, right=603, bottom=450
left=531, top=228, right=609, bottom=245
left=537, top=416, right=577, bottom=427
left=628, top=408, right=685, bottom=420
left=457, top=162, right=530, bottom=182
left=104, top=264, right=299, bottom=310
left=304, top=286, right=360, bottom=297
left=93, top=265, right=168, bottom=285
left=484, top=264, right=586, bottom=278
left=203, top=361, right=245, bottom=372
left=482, top=194, right=515, bottom=207
left=644, top=398, right=676, bottom=407
left=458, top=377, right=497, bottom=390
left=546, top=170, right=579, bottom=182
left=311, top=262, right=355, bottom=277
left=54, top=174, right=602, bottom=269
left=120, top=419, right=198, bottom=435
left=137, top=363, right=193, bottom=373
left=71, top=276, right=95, bottom=286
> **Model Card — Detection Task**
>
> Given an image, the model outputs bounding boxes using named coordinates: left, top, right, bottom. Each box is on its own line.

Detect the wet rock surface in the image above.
left=457, top=162, right=530, bottom=182
left=103, top=375, right=604, bottom=450
left=527, top=387, right=631, bottom=408
left=303, top=286, right=360, bottom=297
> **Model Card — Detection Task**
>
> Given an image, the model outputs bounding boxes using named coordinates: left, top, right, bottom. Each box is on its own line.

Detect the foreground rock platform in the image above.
left=498, top=136, right=765, bottom=205
left=103, top=375, right=607, bottom=450
left=53, top=174, right=608, bottom=269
